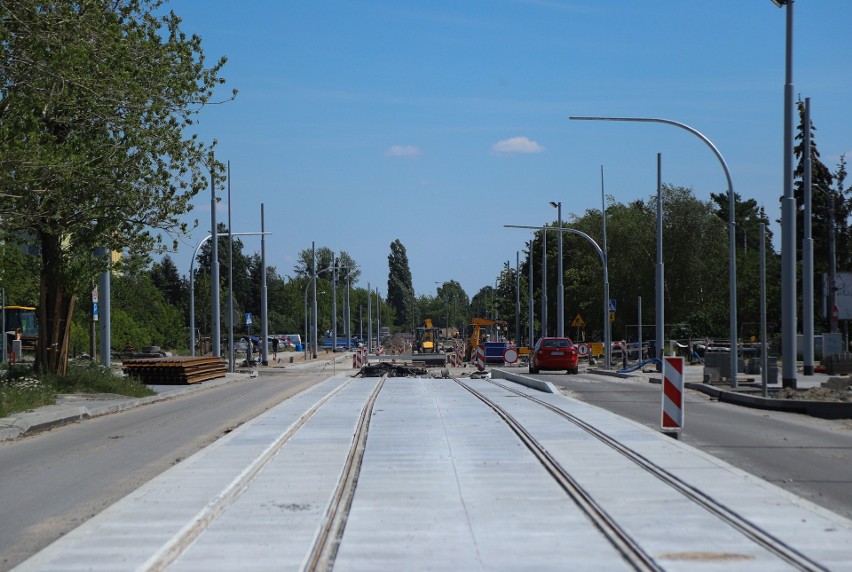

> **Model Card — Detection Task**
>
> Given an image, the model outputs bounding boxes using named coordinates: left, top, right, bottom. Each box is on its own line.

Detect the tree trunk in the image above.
left=36, top=233, right=76, bottom=375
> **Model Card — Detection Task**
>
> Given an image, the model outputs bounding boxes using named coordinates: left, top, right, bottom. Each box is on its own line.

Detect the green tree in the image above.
left=0, top=0, right=234, bottom=373
left=435, top=280, right=469, bottom=334
left=386, top=239, right=414, bottom=329
left=794, top=98, right=839, bottom=283
left=294, top=247, right=361, bottom=287
left=0, top=237, right=40, bottom=306
left=151, top=255, right=185, bottom=312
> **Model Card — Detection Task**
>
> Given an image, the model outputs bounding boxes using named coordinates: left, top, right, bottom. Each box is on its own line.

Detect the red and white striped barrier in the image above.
left=353, top=348, right=366, bottom=368
left=661, top=356, right=685, bottom=432
left=475, top=344, right=486, bottom=371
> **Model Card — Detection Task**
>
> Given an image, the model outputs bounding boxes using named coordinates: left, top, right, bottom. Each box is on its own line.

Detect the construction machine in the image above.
left=465, top=317, right=505, bottom=360
left=414, top=319, right=441, bottom=353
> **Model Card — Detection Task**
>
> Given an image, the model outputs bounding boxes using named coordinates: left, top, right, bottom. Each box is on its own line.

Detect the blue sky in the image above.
left=166, top=0, right=852, bottom=300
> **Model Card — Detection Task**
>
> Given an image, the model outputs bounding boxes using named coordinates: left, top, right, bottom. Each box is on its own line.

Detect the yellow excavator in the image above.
left=465, top=317, right=504, bottom=360
left=414, top=319, right=442, bottom=354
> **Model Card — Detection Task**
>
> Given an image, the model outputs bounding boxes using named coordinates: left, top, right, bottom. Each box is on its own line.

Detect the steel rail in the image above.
left=487, top=378, right=829, bottom=572
left=142, top=378, right=355, bottom=572
left=454, top=378, right=662, bottom=572
left=303, top=376, right=387, bottom=572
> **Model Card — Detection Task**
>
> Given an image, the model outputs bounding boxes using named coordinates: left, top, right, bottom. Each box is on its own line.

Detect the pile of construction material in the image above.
left=123, top=356, right=227, bottom=385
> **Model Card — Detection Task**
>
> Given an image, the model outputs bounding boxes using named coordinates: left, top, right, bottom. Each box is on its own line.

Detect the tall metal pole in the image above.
left=528, top=242, right=534, bottom=348
left=311, top=242, right=318, bottom=359
left=331, top=253, right=338, bottom=352
left=346, top=271, right=351, bottom=347
left=828, top=186, right=838, bottom=334
left=515, top=251, right=521, bottom=346
left=304, top=280, right=309, bottom=360
left=376, top=287, right=381, bottom=345
left=260, top=203, right=269, bottom=366
left=638, top=296, right=643, bottom=361
left=367, top=282, right=372, bottom=352
left=97, top=247, right=111, bottom=367
left=376, top=287, right=382, bottom=345
left=210, top=160, right=220, bottom=358
left=227, top=162, right=234, bottom=372
left=541, top=225, right=548, bottom=338
left=1, top=288, right=5, bottom=362
left=601, top=165, right=611, bottom=370
left=802, top=97, right=814, bottom=375
left=555, top=202, right=564, bottom=337
left=760, top=223, right=769, bottom=397
left=656, top=153, right=665, bottom=367
left=779, top=0, right=798, bottom=388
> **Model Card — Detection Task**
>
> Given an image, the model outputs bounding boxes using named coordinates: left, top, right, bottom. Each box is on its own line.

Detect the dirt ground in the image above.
left=775, top=382, right=852, bottom=402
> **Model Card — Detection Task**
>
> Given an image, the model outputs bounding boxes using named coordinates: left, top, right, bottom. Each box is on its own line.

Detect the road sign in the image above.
left=93, top=301, right=99, bottom=322
left=571, top=313, right=585, bottom=328
left=503, top=348, right=519, bottom=364
left=609, top=298, right=617, bottom=312
left=577, top=343, right=589, bottom=356
left=246, top=312, right=253, bottom=327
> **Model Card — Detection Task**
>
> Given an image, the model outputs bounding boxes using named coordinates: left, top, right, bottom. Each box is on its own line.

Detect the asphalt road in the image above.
left=540, top=370, right=852, bottom=520
left=0, top=371, right=329, bottom=571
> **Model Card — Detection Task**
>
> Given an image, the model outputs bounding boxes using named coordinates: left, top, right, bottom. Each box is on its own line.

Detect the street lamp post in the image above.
left=189, top=231, right=268, bottom=357
left=570, top=115, right=738, bottom=386
left=549, top=202, right=564, bottom=337
left=506, top=224, right=608, bottom=362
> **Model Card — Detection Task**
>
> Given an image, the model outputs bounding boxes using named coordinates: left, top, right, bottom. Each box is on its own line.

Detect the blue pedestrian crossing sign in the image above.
left=246, top=312, right=253, bottom=327
left=609, top=299, right=617, bottom=312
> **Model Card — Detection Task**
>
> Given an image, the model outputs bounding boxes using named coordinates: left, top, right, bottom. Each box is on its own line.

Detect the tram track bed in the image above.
left=15, top=375, right=852, bottom=571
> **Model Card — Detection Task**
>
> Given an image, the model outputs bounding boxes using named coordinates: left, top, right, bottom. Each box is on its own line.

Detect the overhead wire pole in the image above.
left=772, top=0, right=797, bottom=388
left=210, top=159, right=220, bottom=358
left=549, top=202, right=564, bottom=337
left=528, top=241, right=534, bottom=348
left=656, top=153, right=665, bottom=369
left=541, top=225, right=547, bottom=338
left=227, top=162, right=234, bottom=372
left=260, top=203, right=269, bottom=366
left=802, top=97, right=814, bottom=375
left=570, top=115, right=738, bottom=386
left=601, top=165, right=611, bottom=370
left=515, top=251, right=521, bottom=346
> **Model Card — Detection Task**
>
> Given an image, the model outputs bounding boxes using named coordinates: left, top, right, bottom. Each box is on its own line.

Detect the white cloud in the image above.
left=385, top=145, right=423, bottom=157
left=491, top=136, right=544, bottom=154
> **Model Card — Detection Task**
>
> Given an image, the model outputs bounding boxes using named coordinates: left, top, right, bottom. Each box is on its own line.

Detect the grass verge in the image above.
left=0, top=362, right=155, bottom=418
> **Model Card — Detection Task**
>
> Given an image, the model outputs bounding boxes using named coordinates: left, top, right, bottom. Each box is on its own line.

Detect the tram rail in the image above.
left=455, top=376, right=830, bottom=572
left=304, top=376, right=387, bottom=571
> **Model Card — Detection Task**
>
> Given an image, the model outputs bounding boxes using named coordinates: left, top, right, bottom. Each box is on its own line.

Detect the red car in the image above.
left=529, top=337, right=579, bottom=374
